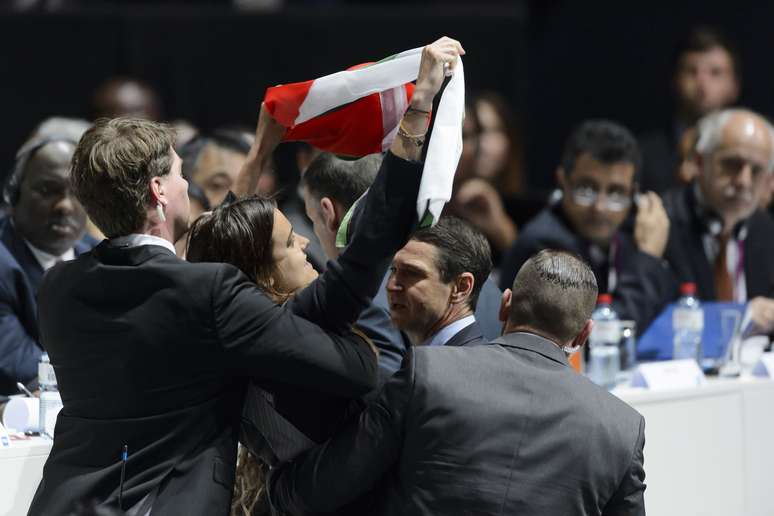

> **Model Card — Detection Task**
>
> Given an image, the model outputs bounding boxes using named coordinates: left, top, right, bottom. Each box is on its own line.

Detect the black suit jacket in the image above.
left=499, top=203, right=677, bottom=334
left=269, top=332, right=646, bottom=516
left=0, top=214, right=95, bottom=394
left=662, top=185, right=774, bottom=300
left=29, top=151, right=422, bottom=516
left=638, top=126, right=680, bottom=195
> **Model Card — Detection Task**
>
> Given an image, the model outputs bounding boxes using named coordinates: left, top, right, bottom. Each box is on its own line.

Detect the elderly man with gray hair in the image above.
left=663, top=107, right=774, bottom=333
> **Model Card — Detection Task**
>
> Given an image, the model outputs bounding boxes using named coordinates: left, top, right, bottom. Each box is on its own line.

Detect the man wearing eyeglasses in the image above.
left=663, top=108, right=774, bottom=334
left=499, top=120, right=676, bottom=335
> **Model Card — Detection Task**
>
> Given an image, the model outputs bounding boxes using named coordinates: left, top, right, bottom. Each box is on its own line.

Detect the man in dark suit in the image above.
left=663, top=108, right=774, bottom=334
left=28, top=37, right=465, bottom=515
left=639, top=26, right=740, bottom=194
left=302, top=154, right=501, bottom=377
left=0, top=135, right=96, bottom=394
left=500, top=120, right=676, bottom=335
left=269, top=249, right=646, bottom=515
left=384, top=216, right=492, bottom=348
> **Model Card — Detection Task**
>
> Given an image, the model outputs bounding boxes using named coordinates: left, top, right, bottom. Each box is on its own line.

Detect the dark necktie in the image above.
left=714, top=234, right=734, bottom=301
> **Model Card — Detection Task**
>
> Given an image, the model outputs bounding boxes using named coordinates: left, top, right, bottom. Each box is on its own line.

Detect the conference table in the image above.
left=614, top=376, right=774, bottom=516
left=2, top=376, right=774, bottom=516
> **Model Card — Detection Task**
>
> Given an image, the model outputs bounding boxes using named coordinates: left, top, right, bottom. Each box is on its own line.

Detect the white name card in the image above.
left=752, top=353, right=774, bottom=378
left=631, top=359, right=706, bottom=390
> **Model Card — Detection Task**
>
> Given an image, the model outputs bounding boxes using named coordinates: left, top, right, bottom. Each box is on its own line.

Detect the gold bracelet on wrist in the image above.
left=397, top=120, right=427, bottom=147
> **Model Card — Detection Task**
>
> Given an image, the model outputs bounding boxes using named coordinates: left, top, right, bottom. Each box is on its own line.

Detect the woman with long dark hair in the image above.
left=187, top=37, right=466, bottom=515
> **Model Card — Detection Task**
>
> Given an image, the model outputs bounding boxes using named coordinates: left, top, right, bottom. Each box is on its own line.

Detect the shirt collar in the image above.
left=110, top=234, right=177, bottom=255
left=24, top=240, right=75, bottom=271
left=423, top=315, right=476, bottom=347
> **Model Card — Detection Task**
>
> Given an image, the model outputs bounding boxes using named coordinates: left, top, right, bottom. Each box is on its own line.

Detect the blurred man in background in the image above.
left=640, top=26, right=741, bottom=193
left=0, top=129, right=95, bottom=394
left=500, top=120, right=676, bottom=335
left=663, top=108, right=774, bottom=334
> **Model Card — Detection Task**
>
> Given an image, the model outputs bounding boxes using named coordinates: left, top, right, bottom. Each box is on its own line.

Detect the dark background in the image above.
left=1, top=0, right=773, bottom=192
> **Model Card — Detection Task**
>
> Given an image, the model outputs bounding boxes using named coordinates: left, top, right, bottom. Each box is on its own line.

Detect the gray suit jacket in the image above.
left=269, top=331, right=646, bottom=516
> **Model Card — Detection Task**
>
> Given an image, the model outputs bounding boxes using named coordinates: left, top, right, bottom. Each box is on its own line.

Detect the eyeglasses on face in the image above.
left=570, top=185, right=632, bottom=212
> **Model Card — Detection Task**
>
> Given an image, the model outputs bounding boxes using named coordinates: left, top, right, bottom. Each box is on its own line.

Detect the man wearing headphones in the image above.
left=499, top=119, right=676, bottom=335
left=663, top=108, right=774, bottom=334
left=0, top=127, right=96, bottom=394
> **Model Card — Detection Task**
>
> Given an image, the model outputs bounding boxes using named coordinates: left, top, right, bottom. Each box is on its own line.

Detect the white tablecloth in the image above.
left=615, top=376, right=774, bottom=516
left=3, top=377, right=774, bottom=516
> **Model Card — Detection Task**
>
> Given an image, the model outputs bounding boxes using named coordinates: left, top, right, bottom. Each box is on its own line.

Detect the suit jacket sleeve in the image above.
left=0, top=262, right=42, bottom=390
left=290, top=151, right=422, bottom=331
left=213, top=264, right=378, bottom=396
left=612, top=250, right=677, bottom=335
left=603, top=416, right=646, bottom=516
left=268, top=349, right=416, bottom=515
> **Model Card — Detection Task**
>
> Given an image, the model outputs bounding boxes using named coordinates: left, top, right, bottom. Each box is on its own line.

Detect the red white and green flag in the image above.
left=263, top=46, right=465, bottom=226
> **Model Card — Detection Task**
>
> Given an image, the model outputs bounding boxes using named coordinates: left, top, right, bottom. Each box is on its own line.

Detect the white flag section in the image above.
left=293, top=46, right=464, bottom=226
left=421, top=58, right=464, bottom=225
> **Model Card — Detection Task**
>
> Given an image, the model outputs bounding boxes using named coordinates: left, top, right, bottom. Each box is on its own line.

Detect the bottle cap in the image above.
left=680, top=282, right=696, bottom=295
left=597, top=293, right=612, bottom=304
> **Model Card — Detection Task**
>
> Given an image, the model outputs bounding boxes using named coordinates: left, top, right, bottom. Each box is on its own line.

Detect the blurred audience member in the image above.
left=474, top=91, right=526, bottom=196
left=640, top=26, right=740, bottom=193
left=269, top=250, right=645, bottom=516
left=179, top=129, right=275, bottom=206
left=92, top=76, right=163, bottom=120
left=663, top=108, right=774, bottom=334
left=449, top=101, right=518, bottom=259
left=0, top=132, right=96, bottom=394
left=385, top=216, right=492, bottom=348
left=27, top=117, right=106, bottom=241
left=500, top=120, right=675, bottom=335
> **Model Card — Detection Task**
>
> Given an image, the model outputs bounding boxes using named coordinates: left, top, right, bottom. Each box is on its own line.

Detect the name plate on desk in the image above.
left=752, top=353, right=774, bottom=378
left=631, top=359, right=706, bottom=390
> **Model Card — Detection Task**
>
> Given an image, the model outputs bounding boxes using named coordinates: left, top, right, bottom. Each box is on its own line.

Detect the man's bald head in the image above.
left=695, top=109, right=774, bottom=228
left=506, top=250, right=598, bottom=345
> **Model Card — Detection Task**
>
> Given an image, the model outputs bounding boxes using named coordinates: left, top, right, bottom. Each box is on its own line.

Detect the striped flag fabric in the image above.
left=263, top=46, right=464, bottom=227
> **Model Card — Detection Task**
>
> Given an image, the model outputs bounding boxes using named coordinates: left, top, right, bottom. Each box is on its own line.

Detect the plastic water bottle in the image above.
left=673, top=282, right=703, bottom=363
left=38, top=353, right=62, bottom=438
left=588, top=294, right=621, bottom=390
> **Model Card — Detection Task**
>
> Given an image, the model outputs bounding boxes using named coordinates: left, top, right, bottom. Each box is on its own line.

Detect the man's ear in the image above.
left=150, top=176, right=165, bottom=206
left=498, top=288, right=512, bottom=323
left=569, top=319, right=593, bottom=350
left=450, top=273, right=474, bottom=304
left=319, top=197, right=340, bottom=233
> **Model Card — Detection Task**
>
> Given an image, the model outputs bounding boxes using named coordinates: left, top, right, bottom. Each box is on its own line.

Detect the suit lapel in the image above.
left=443, top=321, right=484, bottom=347
left=0, top=216, right=45, bottom=291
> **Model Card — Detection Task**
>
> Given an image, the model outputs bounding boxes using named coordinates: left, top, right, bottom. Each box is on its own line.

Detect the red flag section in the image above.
left=263, top=63, right=415, bottom=157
